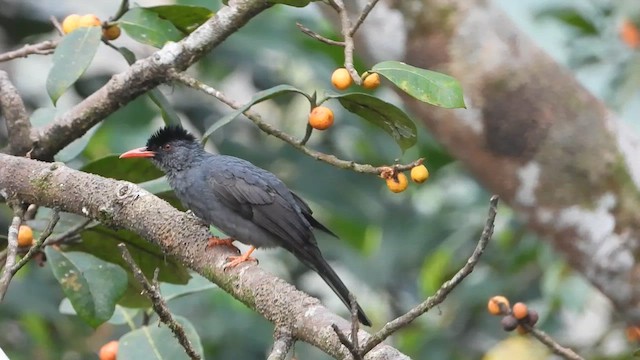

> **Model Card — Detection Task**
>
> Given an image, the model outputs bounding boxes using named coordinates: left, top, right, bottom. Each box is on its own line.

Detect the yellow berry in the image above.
left=78, top=14, right=101, bottom=28
left=361, top=72, right=380, bottom=90
left=331, top=68, right=353, bottom=90
left=487, top=295, right=510, bottom=316
left=62, top=14, right=81, bottom=34
left=308, top=106, right=334, bottom=130
left=410, top=164, right=429, bottom=183
left=17, top=225, right=34, bottom=247
left=102, top=25, right=121, bottom=40
left=386, top=173, right=408, bottom=193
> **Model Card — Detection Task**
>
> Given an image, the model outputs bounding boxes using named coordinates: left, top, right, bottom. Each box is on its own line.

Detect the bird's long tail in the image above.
left=299, top=249, right=371, bottom=326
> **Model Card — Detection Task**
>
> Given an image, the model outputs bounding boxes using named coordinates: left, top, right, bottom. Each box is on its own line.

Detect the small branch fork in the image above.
left=170, top=71, right=422, bottom=174
left=0, top=40, right=59, bottom=63
left=118, top=244, right=201, bottom=360
left=0, top=207, right=60, bottom=301
left=332, top=196, right=499, bottom=358
left=267, top=327, right=295, bottom=360
left=298, top=0, right=381, bottom=84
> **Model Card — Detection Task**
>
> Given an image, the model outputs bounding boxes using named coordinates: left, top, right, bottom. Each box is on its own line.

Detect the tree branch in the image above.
left=0, top=71, right=32, bottom=156
left=0, top=153, right=409, bottom=359
left=0, top=40, right=59, bottom=63
left=361, top=195, right=498, bottom=354
left=0, top=205, right=22, bottom=300
left=27, top=0, right=270, bottom=161
left=170, top=71, right=423, bottom=175
left=267, top=327, right=295, bottom=360
left=119, top=244, right=201, bottom=360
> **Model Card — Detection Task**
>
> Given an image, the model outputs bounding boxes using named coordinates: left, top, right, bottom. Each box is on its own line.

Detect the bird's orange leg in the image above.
left=207, top=236, right=235, bottom=248
left=223, top=246, right=258, bottom=269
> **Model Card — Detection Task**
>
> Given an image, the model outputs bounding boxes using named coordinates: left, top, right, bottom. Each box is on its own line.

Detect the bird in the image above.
left=119, top=125, right=371, bottom=326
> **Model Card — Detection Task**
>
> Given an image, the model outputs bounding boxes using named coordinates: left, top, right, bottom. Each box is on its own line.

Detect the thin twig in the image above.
left=118, top=244, right=201, bottom=360
left=0, top=40, right=59, bottom=63
left=526, top=325, right=584, bottom=360
left=267, top=327, right=295, bottom=360
left=11, top=210, right=60, bottom=275
left=296, top=22, right=345, bottom=46
left=170, top=71, right=422, bottom=174
left=0, top=71, right=32, bottom=156
left=328, top=0, right=361, bottom=84
left=0, top=205, right=23, bottom=300
left=50, top=16, right=64, bottom=36
left=361, top=195, right=499, bottom=354
left=331, top=324, right=362, bottom=360
left=349, top=0, right=381, bottom=36
left=44, top=218, right=93, bottom=245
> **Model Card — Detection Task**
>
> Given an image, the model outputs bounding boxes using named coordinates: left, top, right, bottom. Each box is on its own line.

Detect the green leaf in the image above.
left=268, top=0, right=312, bottom=7
left=535, top=7, right=599, bottom=36
left=59, top=299, right=140, bottom=326
left=114, top=47, right=181, bottom=126
left=46, top=248, right=127, bottom=327
left=145, top=5, right=214, bottom=34
left=148, top=89, right=182, bottom=126
left=46, top=27, right=102, bottom=104
left=121, top=7, right=183, bottom=48
left=161, top=273, right=217, bottom=302
left=201, top=84, right=309, bottom=142
left=81, top=155, right=163, bottom=183
left=119, top=316, right=204, bottom=359
left=66, top=225, right=190, bottom=285
left=372, top=61, right=465, bottom=109
left=327, top=92, right=417, bottom=151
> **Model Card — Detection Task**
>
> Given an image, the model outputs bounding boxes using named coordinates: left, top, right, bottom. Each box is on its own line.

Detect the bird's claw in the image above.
left=222, top=246, right=257, bottom=270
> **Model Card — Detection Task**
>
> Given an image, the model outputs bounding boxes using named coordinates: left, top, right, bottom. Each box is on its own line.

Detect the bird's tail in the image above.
left=299, top=249, right=371, bottom=326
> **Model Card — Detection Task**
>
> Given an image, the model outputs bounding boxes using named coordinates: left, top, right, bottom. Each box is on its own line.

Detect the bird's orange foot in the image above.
left=207, top=236, right=235, bottom=249
left=223, top=246, right=257, bottom=270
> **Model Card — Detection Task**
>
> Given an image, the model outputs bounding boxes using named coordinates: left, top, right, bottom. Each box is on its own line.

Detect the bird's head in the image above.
left=119, top=125, right=203, bottom=173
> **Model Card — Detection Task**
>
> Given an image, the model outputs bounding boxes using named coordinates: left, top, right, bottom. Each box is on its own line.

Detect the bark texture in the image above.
left=360, top=0, right=640, bottom=320
left=0, top=153, right=409, bottom=359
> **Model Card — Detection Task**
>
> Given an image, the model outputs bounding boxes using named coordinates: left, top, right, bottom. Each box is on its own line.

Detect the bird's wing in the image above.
left=209, top=165, right=313, bottom=246
left=290, top=192, right=337, bottom=237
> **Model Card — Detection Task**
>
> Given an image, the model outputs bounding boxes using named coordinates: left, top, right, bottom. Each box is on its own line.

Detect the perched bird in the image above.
left=120, top=125, right=371, bottom=326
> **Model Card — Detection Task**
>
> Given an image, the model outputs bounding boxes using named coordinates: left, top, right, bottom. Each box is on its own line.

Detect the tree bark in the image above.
left=0, top=153, right=409, bottom=360
left=360, top=0, right=640, bottom=320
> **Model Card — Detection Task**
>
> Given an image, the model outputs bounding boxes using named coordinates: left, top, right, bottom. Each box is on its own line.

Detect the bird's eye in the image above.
left=162, top=144, right=171, bottom=151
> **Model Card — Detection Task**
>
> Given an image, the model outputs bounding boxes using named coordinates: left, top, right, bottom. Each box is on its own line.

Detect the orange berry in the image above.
left=361, top=72, right=380, bottom=90
left=17, top=225, right=34, bottom=247
left=102, top=25, right=121, bottom=40
left=386, top=172, right=408, bottom=193
left=626, top=326, right=640, bottom=342
left=621, top=20, right=640, bottom=49
left=488, top=296, right=510, bottom=315
left=308, top=106, right=334, bottom=130
left=512, top=302, right=529, bottom=320
left=78, top=14, right=102, bottom=28
left=410, top=164, right=429, bottom=184
left=62, top=14, right=82, bottom=34
left=99, top=340, right=118, bottom=360
left=331, top=68, right=353, bottom=90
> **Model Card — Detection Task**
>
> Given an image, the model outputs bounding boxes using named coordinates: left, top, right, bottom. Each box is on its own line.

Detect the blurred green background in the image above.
left=0, top=0, right=638, bottom=359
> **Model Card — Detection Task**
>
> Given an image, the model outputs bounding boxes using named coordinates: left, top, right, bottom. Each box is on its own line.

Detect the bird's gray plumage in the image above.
left=135, top=125, right=371, bottom=325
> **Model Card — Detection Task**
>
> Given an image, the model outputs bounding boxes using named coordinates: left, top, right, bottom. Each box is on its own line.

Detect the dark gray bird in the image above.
left=120, top=125, right=371, bottom=326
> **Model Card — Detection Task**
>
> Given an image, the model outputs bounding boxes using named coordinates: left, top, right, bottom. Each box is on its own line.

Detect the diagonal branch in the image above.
left=0, top=40, right=59, bottom=63
left=0, top=71, right=32, bottom=156
left=119, top=244, right=201, bottom=360
left=0, top=153, right=409, bottom=360
left=27, top=0, right=270, bottom=161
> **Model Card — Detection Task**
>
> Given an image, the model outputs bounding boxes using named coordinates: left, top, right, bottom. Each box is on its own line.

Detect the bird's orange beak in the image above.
left=119, top=147, right=156, bottom=159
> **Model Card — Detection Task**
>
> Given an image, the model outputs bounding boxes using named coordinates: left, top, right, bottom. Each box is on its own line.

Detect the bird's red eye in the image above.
left=163, top=144, right=171, bottom=151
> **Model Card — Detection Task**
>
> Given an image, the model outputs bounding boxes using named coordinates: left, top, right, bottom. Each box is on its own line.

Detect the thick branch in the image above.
left=28, top=0, right=270, bottom=161
left=0, top=153, right=409, bottom=360
left=0, top=71, right=32, bottom=156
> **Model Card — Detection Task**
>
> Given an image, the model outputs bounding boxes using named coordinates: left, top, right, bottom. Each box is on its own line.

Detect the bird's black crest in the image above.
left=146, top=125, right=196, bottom=149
